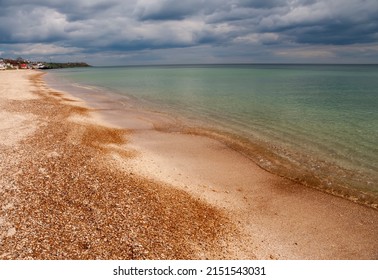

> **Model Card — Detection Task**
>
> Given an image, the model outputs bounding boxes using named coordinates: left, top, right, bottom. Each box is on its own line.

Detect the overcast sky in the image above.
left=0, top=0, right=377, bottom=65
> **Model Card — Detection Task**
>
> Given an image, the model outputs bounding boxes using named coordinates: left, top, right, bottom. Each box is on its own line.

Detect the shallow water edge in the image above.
left=43, top=69, right=378, bottom=209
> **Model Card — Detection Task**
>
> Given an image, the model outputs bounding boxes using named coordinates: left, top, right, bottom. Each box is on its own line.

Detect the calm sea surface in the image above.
left=45, top=64, right=378, bottom=206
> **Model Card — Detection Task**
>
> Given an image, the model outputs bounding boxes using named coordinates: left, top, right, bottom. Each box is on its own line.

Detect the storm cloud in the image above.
left=0, top=0, right=377, bottom=65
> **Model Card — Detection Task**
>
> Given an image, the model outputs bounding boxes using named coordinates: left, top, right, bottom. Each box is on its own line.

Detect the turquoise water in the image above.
left=46, top=65, right=378, bottom=206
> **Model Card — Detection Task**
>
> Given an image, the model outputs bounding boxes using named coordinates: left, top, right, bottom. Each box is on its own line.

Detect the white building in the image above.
left=0, top=60, right=6, bottom=70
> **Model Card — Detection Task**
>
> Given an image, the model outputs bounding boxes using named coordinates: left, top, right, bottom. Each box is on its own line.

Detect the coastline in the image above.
left=1, top=70, right=377, bottom=259
left=44, top=65, right=378, bottom=209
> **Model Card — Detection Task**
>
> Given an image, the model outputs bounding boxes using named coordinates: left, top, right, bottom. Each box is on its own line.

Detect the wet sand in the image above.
left=1, top=70, right=377, bottom=259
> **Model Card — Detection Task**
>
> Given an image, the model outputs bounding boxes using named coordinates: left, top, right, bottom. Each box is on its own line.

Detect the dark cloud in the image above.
left=256, top=0, right=378, bottom=46
left=0, top=6, right=67, bottom=44
left=288, top=20, right=378, bottom=45
left=134, top=0, right=204, bottom=21
left=237, top=0, right=287, bottom=9
left=0, top=0, right=377, bottom=64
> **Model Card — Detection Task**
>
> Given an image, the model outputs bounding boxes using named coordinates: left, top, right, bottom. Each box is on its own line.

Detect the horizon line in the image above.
left=92, top=62, right=378, bottom=67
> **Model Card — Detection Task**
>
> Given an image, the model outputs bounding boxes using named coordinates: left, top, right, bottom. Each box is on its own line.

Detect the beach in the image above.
left=1, top=70, right=377, bottom=259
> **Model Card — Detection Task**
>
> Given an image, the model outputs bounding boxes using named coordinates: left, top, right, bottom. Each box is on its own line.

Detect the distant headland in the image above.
left=0, top=57, right=91, bottom=70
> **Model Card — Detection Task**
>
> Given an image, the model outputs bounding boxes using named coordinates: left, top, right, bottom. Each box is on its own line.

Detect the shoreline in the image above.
left=1, top=70, right=377, bottom=259
left=1, top=71, right=238, bottom=259
left=44, top=68, right=378, bottom=209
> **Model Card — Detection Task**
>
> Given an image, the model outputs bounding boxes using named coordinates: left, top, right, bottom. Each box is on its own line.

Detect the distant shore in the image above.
left=1, top=70, right=377, bottom=259
left=42, top=62, right=91, bottom=69
left=0, top=58, right=90, bottom=70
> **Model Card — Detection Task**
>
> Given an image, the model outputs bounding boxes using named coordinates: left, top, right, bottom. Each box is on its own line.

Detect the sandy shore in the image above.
left=1, top=70, right=377, bottom=259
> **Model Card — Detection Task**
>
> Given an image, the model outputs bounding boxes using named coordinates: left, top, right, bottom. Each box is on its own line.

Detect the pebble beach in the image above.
left=1, top=70, right=377, bottom=260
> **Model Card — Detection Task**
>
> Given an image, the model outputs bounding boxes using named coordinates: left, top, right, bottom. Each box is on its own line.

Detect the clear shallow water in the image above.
left=46, top=64, right=378, bottom=206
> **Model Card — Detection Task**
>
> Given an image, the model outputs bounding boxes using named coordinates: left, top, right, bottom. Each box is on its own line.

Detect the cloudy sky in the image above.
left=0, top=0, right=377, bottom=65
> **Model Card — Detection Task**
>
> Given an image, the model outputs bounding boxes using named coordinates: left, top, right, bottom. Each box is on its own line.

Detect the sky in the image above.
left=0, top=0, right=377, bottom=65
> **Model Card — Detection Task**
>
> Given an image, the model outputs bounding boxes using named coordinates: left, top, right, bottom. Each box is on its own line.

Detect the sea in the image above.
left=44, top=64, right=378, bottom=208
